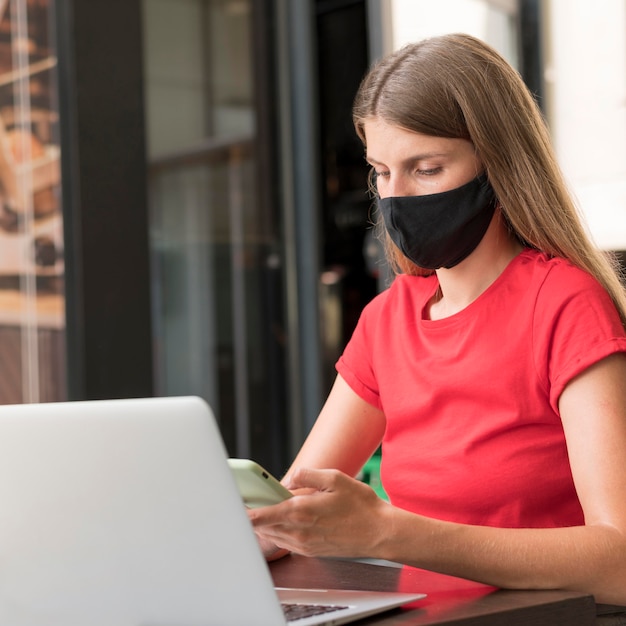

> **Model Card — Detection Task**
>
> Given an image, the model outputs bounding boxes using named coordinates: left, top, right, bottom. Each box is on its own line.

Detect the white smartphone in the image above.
left=228, top=458, right=293, bottom=508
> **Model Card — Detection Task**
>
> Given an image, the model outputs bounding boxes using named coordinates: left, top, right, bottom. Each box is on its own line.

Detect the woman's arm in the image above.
left=282, top=374, right=387, bottom=483
left=382, top=353, right=626, bottom=602
left=250, top=374, right=386, bottom=560
left=251, top=354, right=626, bottom=604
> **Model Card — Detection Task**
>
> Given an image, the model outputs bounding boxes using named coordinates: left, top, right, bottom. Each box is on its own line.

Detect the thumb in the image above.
left=285, top=467, right=339, bottom=492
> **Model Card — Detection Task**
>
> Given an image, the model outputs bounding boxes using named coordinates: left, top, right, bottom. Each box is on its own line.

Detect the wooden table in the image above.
left=270, top=554, right=597, bottom=625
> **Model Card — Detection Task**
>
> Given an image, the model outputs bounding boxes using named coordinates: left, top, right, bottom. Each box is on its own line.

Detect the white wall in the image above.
left=388, top=0, right=518, bottom=65
left=544, top=0, right=626, bottom=250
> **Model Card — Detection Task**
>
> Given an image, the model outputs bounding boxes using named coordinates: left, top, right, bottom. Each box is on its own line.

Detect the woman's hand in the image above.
left=255, top=532, right=291, bottom=562
left=248, top=467, right=391, bottom=559
left=244, top=508, right=291, bottom=561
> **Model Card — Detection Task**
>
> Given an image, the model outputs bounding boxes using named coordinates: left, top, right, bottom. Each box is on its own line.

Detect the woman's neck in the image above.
left=426, top=212, right=524, bottom=320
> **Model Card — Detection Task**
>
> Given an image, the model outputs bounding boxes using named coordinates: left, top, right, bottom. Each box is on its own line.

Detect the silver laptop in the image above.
left=0, top=396, right=424, bottom=625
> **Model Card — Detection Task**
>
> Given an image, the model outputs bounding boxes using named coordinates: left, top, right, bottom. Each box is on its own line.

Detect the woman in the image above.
left=250, top=33, right=626, bottom=605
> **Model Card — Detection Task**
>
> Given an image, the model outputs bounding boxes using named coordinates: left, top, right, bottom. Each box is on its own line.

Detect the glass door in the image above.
left=142, top=0, right=288, bottom=472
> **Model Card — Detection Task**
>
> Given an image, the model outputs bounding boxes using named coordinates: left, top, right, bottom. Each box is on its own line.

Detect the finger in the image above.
left=284, top=467, right=340, bottom=492
left=266, top=546, right=291, bottom=562
left=248, top=499, right=292, bottom=527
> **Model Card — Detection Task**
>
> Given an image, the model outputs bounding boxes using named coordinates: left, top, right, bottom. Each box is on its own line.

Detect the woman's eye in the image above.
left=375, top=171, right=390, bottom=178
left=416, top=167, right=442, bottom=176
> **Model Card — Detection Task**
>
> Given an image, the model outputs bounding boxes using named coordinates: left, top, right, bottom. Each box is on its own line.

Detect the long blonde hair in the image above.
left=353, top=33, right=626, bottom=327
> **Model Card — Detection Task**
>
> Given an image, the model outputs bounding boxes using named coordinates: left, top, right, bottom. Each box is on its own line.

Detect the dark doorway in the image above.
left=315, top=0, right=378, bottom=393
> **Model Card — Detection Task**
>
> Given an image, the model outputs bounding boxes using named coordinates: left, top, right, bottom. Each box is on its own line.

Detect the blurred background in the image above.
left=0, top=0, right=624, bottom=476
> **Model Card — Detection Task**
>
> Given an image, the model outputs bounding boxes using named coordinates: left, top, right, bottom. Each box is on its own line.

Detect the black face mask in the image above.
left=377, top=174, right=497, bottom=270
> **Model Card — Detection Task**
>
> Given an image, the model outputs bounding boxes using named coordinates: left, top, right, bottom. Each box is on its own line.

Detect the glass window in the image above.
left=0, top=0, right=65, bottom=404
left=142, top=0, right=287, bottom=469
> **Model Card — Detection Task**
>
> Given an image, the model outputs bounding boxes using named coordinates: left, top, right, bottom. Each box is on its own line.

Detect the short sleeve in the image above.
left=335, top=291, right=387, bottom=410
left=533, top=265, right=626, bottom=413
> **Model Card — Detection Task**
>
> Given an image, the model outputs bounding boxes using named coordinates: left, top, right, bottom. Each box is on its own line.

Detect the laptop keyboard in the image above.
left=282, top=602, right=349, bottom=621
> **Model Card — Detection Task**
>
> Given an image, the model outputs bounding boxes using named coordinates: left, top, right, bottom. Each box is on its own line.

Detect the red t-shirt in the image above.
left=336, top=249, right=626, bottom=529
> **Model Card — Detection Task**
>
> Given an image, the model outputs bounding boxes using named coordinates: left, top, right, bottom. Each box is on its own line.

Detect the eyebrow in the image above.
left=365, top=152, right=449, bottom=166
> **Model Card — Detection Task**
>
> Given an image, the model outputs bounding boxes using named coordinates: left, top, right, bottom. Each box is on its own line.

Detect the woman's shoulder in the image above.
left=368, top=273, right=438, bottom=306
left=516, top=248, right=604, bottom=293
left=515, top=250, right=622, bottom=333
left=355, top=273, right=438, bottom=328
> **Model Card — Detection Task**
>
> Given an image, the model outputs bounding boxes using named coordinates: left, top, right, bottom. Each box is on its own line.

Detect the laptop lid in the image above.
left=0, top=396, right=287, bottom=625
left=0, top=396, right=423, bottom=626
